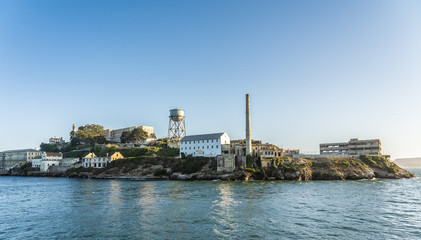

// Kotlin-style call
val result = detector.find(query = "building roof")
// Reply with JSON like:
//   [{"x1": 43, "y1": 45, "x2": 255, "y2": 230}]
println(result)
[
  {"x1": 320, "y1": 138, "x2": 381, "y2": 146},
  {"x1": 181, "y1": 133, "x2": 226, "y2": 142},
  {"x1": 83, "y1": 152, "x2": 97, "y2": 158},
  {"x1": 46, "y1": 152, "x2": 62, "y2": 157},
  {"x1": 105, "y1": 125, "x2": 154, "y2": 132},
  {"x1": 0, "y1": 149, "x2": 40, "y2": 153},
  {"x1": 110, "y1": 152, "x2": 124, "y2": 158}
]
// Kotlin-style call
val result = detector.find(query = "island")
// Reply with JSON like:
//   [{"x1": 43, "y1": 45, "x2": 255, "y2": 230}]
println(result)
[{"x1": 9, "y1": 154, "x2": 414, "y2": 181}]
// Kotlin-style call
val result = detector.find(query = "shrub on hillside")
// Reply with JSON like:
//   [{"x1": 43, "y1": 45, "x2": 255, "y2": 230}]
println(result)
[
  {"x1": 119, "y1": 148, "x2": 149, "y2": 157},
  {"x1": 157, "y1": 147, "x2": 179, "y2": 157},
  {"x1": 172, "y1": 157, "x2": 209, "y2": 174},
  {"x1": 359, "y1": 155, "x2": 399, "y2": 173},
  {"x1": 64, "y1": 151, "x2": 89, "y2": 158}
]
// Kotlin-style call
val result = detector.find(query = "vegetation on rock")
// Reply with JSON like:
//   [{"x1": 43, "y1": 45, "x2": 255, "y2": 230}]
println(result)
[
  {"x1": 40, "y1": 143, "x2": 60, "y2": 152},
  {"x1": 246, "y1": 154, "x2": 253, "y2": 168}
]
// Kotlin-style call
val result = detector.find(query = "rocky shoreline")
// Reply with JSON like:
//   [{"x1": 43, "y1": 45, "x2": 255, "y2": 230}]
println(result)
[{"x1": 6, "y1": 155, "x2": 415, "y2": 181}]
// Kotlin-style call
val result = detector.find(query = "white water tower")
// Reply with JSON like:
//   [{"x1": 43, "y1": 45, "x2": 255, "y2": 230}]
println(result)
[{"x1": 168, "y1": 108, "x2": 186, "y2": 147}]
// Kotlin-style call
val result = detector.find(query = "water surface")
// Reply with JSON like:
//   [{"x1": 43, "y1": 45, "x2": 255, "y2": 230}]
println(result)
[{"x1": 1, "y1": 169, "x2": 420, "y2": 239}]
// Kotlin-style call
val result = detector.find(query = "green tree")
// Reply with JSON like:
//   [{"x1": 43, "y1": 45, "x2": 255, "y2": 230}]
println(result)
[
  {"x1": 40, "y1": 143, "x2": 59, "y2": 152},
  {"x1": 93, "y1": 145, "x2": 102, "y2": 155},
  {"x1": 70, "y1": 137, "x2": 81, "y2": 146},
  {"x1": 120, "y1": 128, "x2": 149, "y2": 143},
  {"x1": 130, "y1": 128, "x2": 148, "y2": 143},
  {"x1": 94, "y1": 135, "x2": 107, "y2": 144},
  {"x1": 60, "y1": 144, "x2": 76, "y2": 153},
  {"x1": 76, "y1": 124, "x2": 106, "y2": 146},
  {"x1": 120, "y1": 131, "x2": 131, "y2": 143}
]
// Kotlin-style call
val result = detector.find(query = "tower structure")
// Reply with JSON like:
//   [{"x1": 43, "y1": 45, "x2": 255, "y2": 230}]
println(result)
[
  {"x1": 70, "y1": 124, "x2": 77, "y2": 140},
  {"x1": 246, "y1": 94, "x2": 252, "y2": 155},
  {"x1": 168, "y1": 109, "x2": 186, "y2": 148}
]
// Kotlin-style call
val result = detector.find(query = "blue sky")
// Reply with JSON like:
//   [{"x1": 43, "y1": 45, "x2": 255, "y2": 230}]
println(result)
[{"x1": 1, "y1": 0, "x2": 420, "y2": 158}]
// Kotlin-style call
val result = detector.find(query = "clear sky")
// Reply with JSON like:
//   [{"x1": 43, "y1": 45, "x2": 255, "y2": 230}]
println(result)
[{"x1": 1, "y1": 0, "x2": 420, "y2": 159}]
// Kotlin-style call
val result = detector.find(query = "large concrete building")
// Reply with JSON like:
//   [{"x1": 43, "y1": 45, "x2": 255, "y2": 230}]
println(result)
[
  {"x1": 180, "y1": 133, "x2": 230, "y2": 157},
  {"x1": 0, "y1": 149, "x2": 42, "y2": 171},
  {"x1": 104, "y1": 126, "x2": 156, "y2": 144},
  {"x1": 320, "y1": 138, "x2": 382, "y2": 156}
]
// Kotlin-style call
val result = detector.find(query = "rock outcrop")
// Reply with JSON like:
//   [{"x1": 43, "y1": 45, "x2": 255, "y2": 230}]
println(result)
[{"x1": 7, "y1": 155, "x2": 415, "y2": 181}]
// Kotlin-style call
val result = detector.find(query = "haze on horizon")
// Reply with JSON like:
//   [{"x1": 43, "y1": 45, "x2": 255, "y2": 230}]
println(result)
[{"x1": 0, "y1": 0, "x2": 420, "y2": 159}]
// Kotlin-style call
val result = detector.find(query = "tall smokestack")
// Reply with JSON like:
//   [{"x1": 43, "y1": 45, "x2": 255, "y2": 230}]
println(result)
[{"x1": 246, "y1": 94, "x2": 252, "y2": 155}]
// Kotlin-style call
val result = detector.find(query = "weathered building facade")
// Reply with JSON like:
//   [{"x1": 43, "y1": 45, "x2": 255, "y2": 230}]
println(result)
[
  {"x1": 222, "y1": 139, "x2": 299, "y2": 158},
  {"x1": 0, "y1": 149, "x2": 42, "y2": 171},
  {"x1": 104, "y1": 126, "x2": 156, "y2": 144},
  {"x1": 217, "y1": 154, "x2": 235, "y2": 173},
  {"x1": 320, "y1": 138, "x2": 382, "y2": 156}
]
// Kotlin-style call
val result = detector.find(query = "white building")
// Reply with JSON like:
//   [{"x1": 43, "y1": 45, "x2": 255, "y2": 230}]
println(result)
[
  {"x1": 82, "y1": 152, "x2": 124, "y2": 168},
  {"x1": 31, "y1": 157, "x2": 42, "y2": 169},
  {"x1": 180, "y1": 132, "x2": 230, "y2": 157},
  {"x1": 49, "y1": 137, "x2": 65, "y2": 145},
  {"x1": 31, "y1": 152, "x2": 63, "y2": 172}
]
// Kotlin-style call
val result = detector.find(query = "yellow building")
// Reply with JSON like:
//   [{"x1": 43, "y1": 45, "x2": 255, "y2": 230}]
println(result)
[{"x1": 82, "y1": 152, "x2": 124, "y2": 168}]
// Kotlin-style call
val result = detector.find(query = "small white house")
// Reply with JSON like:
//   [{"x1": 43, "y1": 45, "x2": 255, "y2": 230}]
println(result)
[
  {"x1": 31, "y1": 157, "x2": 42, "y2": 168},
  {"x1": 180, "y1": 132, "x2": 230, "y2": 157},
  {"x1": 40, "y1": 152, "x2": 63, "y2": 172}
]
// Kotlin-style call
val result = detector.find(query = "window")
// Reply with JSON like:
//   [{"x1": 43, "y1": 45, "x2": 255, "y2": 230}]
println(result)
[
  {"x1": 212, "y1": 146, "x2": 213, "y2": 148},
  {"x1": 216, "y1": 145, "x2": 218, "y2": 148},
  {"x1": 194, "y1": 147, "x2": 195, "y2": 149},
  {"x1": 207, "y1": 146, "x2": 209, "y2": 149},
  {"x1": 202, "y1": 146, "x2": 204, "y2": 149}
]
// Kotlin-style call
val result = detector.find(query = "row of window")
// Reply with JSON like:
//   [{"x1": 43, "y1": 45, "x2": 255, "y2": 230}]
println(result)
[
  {"x1": 83, "y1": 163, "x2": 107, "y2": 168},
  {"x1": 182, "y1": 139, "x2": 219, "y2": 144},
  {"x1": 181, "y1": 145, "x2": 219, "y2": 150},
  {"x1": 83, "y1": 158, "x2": 110, "y2": 162}
]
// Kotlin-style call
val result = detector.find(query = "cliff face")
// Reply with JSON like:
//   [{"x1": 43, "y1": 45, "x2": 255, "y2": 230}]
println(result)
[
  {"x1": 9, "y1": 155, "x2": 414, "y2": 181},
  {"x1": 264, "y1": 156, "x2": 414, "y2": 181}
]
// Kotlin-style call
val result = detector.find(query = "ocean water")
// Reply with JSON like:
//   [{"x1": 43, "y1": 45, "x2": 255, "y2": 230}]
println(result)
[{"x1": 1, "y1": 169, "x2": 420, "y2": 239}]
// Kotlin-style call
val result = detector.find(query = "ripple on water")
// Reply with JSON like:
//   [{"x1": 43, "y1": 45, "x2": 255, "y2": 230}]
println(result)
[{"x1": 0, "y1": 176, "x2": 421, "y2": 239}]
